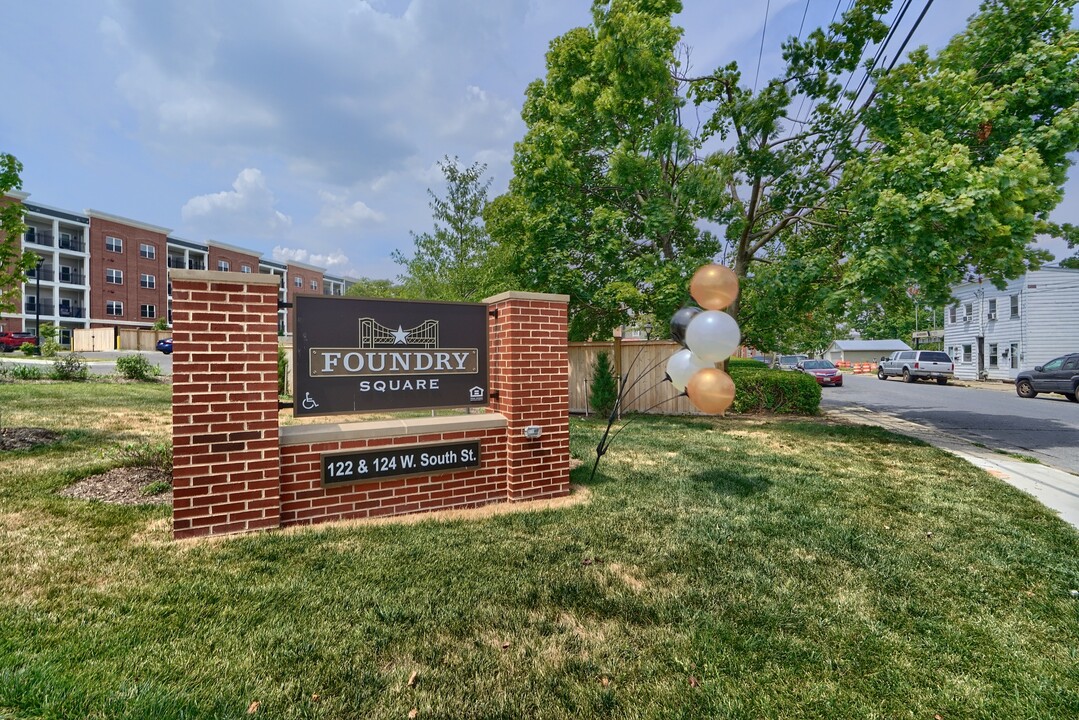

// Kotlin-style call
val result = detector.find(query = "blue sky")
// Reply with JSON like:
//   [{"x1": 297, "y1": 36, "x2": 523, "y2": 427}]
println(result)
[{"x1": 2, "y1": 0, "x2": 1073, "y2": 280}]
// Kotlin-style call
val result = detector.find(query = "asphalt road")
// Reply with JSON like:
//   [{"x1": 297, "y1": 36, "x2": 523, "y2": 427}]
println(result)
[{"x1": 822, "y1": 372, "x2": 1079, "y2": 475}]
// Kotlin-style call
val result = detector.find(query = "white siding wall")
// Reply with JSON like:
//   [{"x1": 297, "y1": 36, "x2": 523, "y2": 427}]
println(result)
[{"x1": 943, "y1": 269, "x2": 1079, "y2": 380}]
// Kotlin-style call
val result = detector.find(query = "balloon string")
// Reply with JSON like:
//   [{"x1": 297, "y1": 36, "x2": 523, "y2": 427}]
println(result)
[
  {"x1": 587, "y1": 384, "x2": 686, "y2": 484},
  {"x1": 603, "y1": 392, "x2": 686, "y2": 447}
]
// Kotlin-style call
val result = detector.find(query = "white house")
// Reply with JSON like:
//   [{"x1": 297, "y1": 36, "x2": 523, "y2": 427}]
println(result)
[
  {"x1": 824, "y1": 339, "x2": 912, "y2": 365},
  {"x1": 944, "y1": 266, "x2": 1079, "y2": 381}
]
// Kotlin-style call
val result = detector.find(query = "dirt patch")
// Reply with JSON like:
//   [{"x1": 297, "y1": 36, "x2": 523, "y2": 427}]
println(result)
[
  {"x1": 60, "y1": 466, "x2": 172, "y2": 506},
  {"x1": 0, "y1": 427, "x2": 61, "y2": 451}
]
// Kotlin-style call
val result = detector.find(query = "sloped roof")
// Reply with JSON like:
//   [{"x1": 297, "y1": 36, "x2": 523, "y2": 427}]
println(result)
[{"x1": 830, "y1": 339, "x2": 912, "y2": 351}]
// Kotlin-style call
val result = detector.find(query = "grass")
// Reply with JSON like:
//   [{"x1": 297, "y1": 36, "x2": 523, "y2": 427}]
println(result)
[{"x1": 1, "y1": 382, "x2": 1078, "y2": 719}]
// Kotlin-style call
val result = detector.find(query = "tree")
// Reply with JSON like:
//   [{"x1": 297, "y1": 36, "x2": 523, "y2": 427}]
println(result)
[
  {"x1": 488, "y1": 0, "x2": 727, "y2": 339},
  {"x1": 393, "y1": 156, "x2": 513, "y2": 302},
  {"x1": 1, "y1": 153, "x2": 35, "y2": 314},
  {"x1": 344, "y1": 276, "x2": 413, "y2": 299},
  {"x1": 589, "y1": 351, "x2": 619, "y2": 419}
]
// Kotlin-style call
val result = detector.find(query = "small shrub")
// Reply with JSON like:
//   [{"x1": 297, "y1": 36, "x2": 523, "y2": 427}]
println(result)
[
  {"x1": 0, "y1": 363, "x2": 10, "y2": 382},
  {"x1": 115, "y1": 354, "x2": 159, "y2": 381},
  {"x1": 589, "y1": 351, "x2": 620, "y2": 419},
  {"x1": 109, "y1": 442, "x2": 173, "y2": 474},
  {"x1": 729, "y1": 365, "x2": 821, "y2": 415},
  {"x1": 19, "y1": 342, "x2": 38, "y2": 356},
  {"x1": 11, "y1": 364, "x2": 43, "y2": 381},
  {"x1": 38, "y1": 322, "x2": 57, "y2": 341},
  {"x1": 278, "y1": 345, "x2": 289, "y2": 396},
  {"x1": 40, "y1": 339, "x2": 61, "y2": 358},
  {"x1": 141, "y1": 480, "x2": 173, "y2": 496},
  {"x1": 50, "y1": 354, "x2": 90, "y2": 381}
]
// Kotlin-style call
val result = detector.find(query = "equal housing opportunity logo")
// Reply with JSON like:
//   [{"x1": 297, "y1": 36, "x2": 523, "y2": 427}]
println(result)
[{"x1": 294, "y1": 296, "x2": 489, "y2": 417}]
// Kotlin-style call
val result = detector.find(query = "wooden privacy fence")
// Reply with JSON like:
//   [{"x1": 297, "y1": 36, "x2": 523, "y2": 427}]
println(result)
[
  {"x1": 71, "y1": 328, "x2": 171, "y2": 352},
  {"x1": 569, "y1": 340, "x2": 701, "y2": 416}
]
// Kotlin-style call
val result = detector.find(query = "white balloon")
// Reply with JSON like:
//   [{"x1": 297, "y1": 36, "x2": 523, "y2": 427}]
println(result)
[
  {"x1": 684, "y1": 310, "x2": 741, "y2": 362},
  {"x1": 665, "y1": 349, "x2": 713, "y2": 393}
]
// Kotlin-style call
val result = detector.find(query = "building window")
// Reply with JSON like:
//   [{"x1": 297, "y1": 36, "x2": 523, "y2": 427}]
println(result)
[
  {"x1": 106, "y1": 268, "x2": 123, "y2": 285},
  {"x1": 988, "y1": 343, "x2": 998, "y2": 368},
  {"x1": 949, "y1": 306, "x2": 956, "y2": 324},
  {"x1": 1010, "y1": 294, "x2": 1019, "y2": 318},
  {"x1": 988, "y1": 299, "x2": 996, "y2": 318},
  {"x1": 105, "y1": 236, "x2": 123, "y2": 253},
  {"x1": 962, "y1": 344, "x2": 972, "y2": 363},
  {"x1": 1010, "y1": 343, "x2": 1019, "y2": 369},
  {"x1": 218, "y1": 260, "x2": 230, "y2": 271},
  {"x1": 106, "y1": 301, "x2": 123, "y2": 316},
  {"x1": 140, "y1": 273, "x2": 156, "y2": 289},
  {"x1": 963, "y1": 302, "x2": 972, "y2": 321},
  {"x1": 140, "y1": 304, "x2": 156, "y2": 319},
  {"x1": 139, "y1": 243, "x2": 156, "y2": 259},
  {"x1": 311, "y1": 279, "x2": 318, "y2": 290},
  {"x1": 241, "y1": 264, "x2": 252, "y2": 273},
  {"x1": 294, "y1": 276, "x2": 303, "y2": 288}
]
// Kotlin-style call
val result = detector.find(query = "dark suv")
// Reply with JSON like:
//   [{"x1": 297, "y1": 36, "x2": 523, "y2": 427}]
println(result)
[{"x1": 1015, "y1": 353, "x2": 1079, "y2": 402}]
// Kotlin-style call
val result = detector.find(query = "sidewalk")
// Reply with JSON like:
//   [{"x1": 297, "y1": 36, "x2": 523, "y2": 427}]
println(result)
[{"x1": 829, "y1": 404, "x2": 1079, "y2": 532}]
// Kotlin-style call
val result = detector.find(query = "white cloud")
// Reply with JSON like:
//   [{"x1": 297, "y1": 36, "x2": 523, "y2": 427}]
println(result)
[
  {"x1": 272, "y1": 246, "x2": 351, "y2": 270},
  {"x1": 315, "y1": 190, "x2": 385, "y2": 228},
  {"x1": 181, "y1": 168, "x2": 291, "y2": 233}
]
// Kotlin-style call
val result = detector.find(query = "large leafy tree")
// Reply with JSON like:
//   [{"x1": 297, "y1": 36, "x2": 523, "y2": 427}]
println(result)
[
  {"x1": 489, "y1": 0, "x2": 727, "y2": 339},
  {"x1": 392, "y1": 156, "x2": 513, "y2": 303},
  {"x1": 837, "y1": 0, "x2": 1079, "y2": 312},
  {"x1": 1, "y1": 153, "x2": 35, "y2": 313}
]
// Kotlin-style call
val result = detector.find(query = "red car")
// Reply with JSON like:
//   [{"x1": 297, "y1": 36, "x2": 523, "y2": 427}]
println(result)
[{"x1": 799, "y1": 359, "x2": 843, "y2": 387}]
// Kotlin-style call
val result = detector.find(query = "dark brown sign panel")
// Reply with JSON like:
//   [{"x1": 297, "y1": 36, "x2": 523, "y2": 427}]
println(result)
[
  {"x1": 294, "y1": 296, "x2": 489, "y2": 417},
  {"x1": 322, "y1": 441, "x2": 481, "y2": 486}
]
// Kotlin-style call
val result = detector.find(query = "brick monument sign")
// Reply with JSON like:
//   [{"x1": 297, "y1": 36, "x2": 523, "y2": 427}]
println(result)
[{"x1": 169, "y1": 270, "x2": 570, "y2": 539}]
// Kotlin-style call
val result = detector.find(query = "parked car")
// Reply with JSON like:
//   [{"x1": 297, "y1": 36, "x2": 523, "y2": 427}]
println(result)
[
  {"x1": 877, "y1": 350, "x2": 954, "y2": 384},
  {"x1": 156, "y1": 338, "x2": 173, "y2": 354},
  {"x1": 1015, "y1": 353, "x2": 1079, "y2": 402},
  {"x1": 0, "y1": 332, "x2": 38, "y2": 352},
  {"x1": 774, "y1": 354, "x2": 808, "y2": 371},
  {"x1": 799, "y1": 359, "x2": 843, "y2": 387}
]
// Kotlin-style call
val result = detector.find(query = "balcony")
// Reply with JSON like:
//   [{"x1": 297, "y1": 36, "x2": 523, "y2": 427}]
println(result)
[
  {"x1": 168, "y1": 257, "x2": 207, "y2": 270},
  {"x1": 58, "y1": 236, "x2": 86, "y2": 252},
  {"x1": 27, "y1": 267, "x2": 54, "y2": 282},
  {"x1": 58, "y1": 306, "x2": 86, "y2": 318},
  {"x1": 24, "y1": 301, "x2": 55, "y2": 315},
  {"x1": 25, "y1": 230, "x2": 54, "y2": 247},
  {"x1": 58, "y1": 272, "x2": 86, "y2": 285}
]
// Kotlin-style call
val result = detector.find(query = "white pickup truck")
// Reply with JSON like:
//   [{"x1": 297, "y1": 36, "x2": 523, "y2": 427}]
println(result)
[{"x1": 877, "y1": 350, "x2": 954, "y2": 384}]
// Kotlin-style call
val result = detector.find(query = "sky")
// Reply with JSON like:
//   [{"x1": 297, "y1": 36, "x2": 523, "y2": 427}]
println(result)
[{"x1": 2, "y1": 0, "x2": 1074, "y2": 281}]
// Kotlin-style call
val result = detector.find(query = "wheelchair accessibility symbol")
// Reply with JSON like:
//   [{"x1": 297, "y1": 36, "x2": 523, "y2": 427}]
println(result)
[{"x1": 301, "y1": 392, "x2": 319, "y2": 411}]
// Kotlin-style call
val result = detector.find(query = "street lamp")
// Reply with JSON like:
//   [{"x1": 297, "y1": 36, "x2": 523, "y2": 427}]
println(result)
[{"x1": 34, "y1": 255, "x2": 43, "y2": 353}]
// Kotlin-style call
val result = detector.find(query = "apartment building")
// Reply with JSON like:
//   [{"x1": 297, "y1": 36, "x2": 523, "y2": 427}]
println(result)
[{"x1": 2, "y1": 192, "x2": 355, "y2": 340}]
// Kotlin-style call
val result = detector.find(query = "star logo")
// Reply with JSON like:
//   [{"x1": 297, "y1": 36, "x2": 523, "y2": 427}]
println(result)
[{"x1": 391, "y1": 326, "x2": 409, "y2": 344}]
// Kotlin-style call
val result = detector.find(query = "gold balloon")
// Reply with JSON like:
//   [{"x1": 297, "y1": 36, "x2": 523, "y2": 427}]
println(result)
[
  {"x1": 686, "y1": 367, "x2": 736, "y2": 415},
  {"x1": 689, "y1": 264, "x2": 739, "y2": 311}
]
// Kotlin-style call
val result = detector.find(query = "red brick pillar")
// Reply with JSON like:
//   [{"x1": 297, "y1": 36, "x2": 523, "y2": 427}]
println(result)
[
  {"x1": 485, "y1": 291, "x2": 571, "y2": 501},
  {"x1": 170, "y1": 270, "x2": 282, "y2": 539}
]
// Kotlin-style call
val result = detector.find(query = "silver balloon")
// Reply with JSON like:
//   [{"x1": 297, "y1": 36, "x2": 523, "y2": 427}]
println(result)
[
  {"x1": 665, "y1": 349, "x2": 713, "y2": 393},
  {"x1": 684, "y1": 310, "x2": 741, "y2": 363}
]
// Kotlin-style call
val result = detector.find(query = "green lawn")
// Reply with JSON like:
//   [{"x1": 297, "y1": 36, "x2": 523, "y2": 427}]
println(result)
[{"x1": 1, "y1": 382, "x2": 1078, "y2": 719}]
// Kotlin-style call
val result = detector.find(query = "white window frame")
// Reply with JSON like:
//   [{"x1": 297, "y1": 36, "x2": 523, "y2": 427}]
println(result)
[
  {"x1": 139, "y1": 243, "x2": 156, "y2": 259},
  {"x1": 310, "y1": 279, "x2": 318, "y2": 291},
  {"x1": 106, "y1": 268, "x2": 123, "y2": 285},
  {"x1": 106, "y1": 301, "x2": 123, "y2": 316},
  {"x1": 294, "y1": 276, "x2": 303, "y2": 288},
  {"x1": 140, "y1": 273, "x2": 156, "y2": 289},
  {"x1": 218, "y1": 260, "x2": 230, "y2": 272},
  {"x1": 105, "y1": 236, "x2": 123, "y2": 253},
  {"x1": 1010, "y1": 294, "x2": 1020, "y2": 318},
  {"x1": 241, "y1": 264, "x2": 252, "y2": 273},
  {"x1": 140, "y1": 304, "x2": 156, "y2": 319}
]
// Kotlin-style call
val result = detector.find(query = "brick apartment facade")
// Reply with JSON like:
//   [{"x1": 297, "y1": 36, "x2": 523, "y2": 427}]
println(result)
[{"x1": 1, "y1": 192, "x2": 355, "y2": 339}]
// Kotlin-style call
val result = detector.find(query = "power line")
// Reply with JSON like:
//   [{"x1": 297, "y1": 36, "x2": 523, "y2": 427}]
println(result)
[{"x1": 753, "y1": 0, "x2": 773, "y2": 92}]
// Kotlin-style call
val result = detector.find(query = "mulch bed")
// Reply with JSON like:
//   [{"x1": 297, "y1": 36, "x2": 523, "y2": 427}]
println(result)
[{"x1": 0, "y1": 426, "x2": 171, "y2": 505}]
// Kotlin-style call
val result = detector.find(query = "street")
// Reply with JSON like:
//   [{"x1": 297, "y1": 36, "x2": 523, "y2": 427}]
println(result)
[{"x1": 822, "y1": 372, "x2": 1079, "y2": 475}]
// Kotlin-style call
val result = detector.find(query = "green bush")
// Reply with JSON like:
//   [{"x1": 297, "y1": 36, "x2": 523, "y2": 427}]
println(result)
[
  {"x1": 729, "y1": 365, "x2": 821, "y2": 415},
  {"x1": 278, "y1": 345, "x2": 289, "y2": 396},
  {"x1": 19, "y1": 342, "x2": 38, "y2": 356},
  {"x1": 40, "y1": 339, "x2": 61, "y2": 358},
  {"x1": 115, "y1": 354, "x2": 159, "y2": 381},
  {"x1": 589, "y1": 351, "x2": 620, "y2": 419},
  {"x1": 11, "y1": 364, "x2": 43, "y2": 381},
  {"x1": 49, "y1": 354, "x2": 90, "y2": 381}
]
